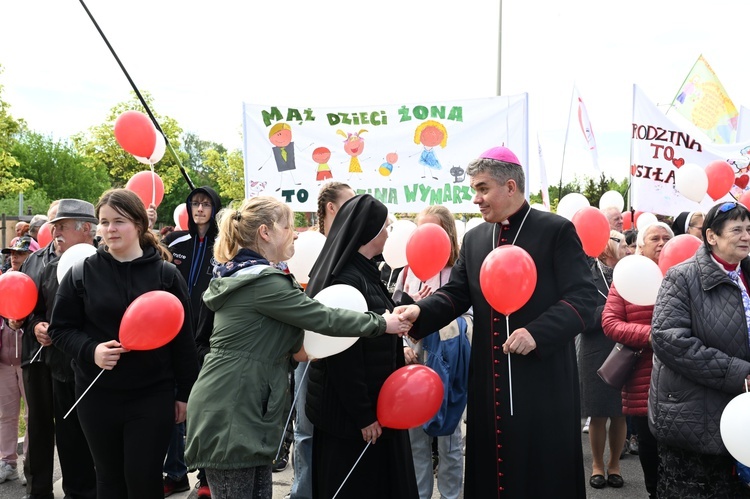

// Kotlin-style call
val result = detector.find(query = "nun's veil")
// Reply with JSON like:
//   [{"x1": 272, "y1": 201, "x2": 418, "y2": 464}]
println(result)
[{"x1": 306, "y1": 194, "x2": 388, "y2": 298}]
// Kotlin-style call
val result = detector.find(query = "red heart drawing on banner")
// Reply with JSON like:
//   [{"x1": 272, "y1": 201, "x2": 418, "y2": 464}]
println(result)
[
  {"x1": 735, "y1": 174, "x2": 749, "y2": 189},
  {"x1": 631, "y1": 164, "x2": 637, "y2": 176},
  {"x1": 672, "y1": 158, "x2": 685, "y2": 168}
]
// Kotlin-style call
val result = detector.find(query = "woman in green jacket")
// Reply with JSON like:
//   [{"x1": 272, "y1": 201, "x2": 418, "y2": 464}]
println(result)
[{"x1": 184, "y1": 196, "x2": 409, "y2": 499}]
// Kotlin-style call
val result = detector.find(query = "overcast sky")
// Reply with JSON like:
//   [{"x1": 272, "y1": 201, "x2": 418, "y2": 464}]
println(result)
[{"x1": 2, "y1": 0, "x2": 749, "y2": 193}]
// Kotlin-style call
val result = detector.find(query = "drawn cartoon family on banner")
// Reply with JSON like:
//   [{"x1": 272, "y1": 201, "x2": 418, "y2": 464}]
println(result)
[
  {"x1": 631, "y1": 84, "x2": 750, "y2": 215},
  {"x1": 242, "y1": 95, "x2": 528, "y2": 212}
]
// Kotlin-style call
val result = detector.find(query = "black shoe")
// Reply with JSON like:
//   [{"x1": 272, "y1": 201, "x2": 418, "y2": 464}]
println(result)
[
  {"x1": 589, "y1": 474, "x2": 607, "y2": 489},
  {"x1": 607, "y1": 473, "x2": 624, "y2": 488},
  {"x1": 273, "y1": 456, "x2": 288, "y2": 472}
]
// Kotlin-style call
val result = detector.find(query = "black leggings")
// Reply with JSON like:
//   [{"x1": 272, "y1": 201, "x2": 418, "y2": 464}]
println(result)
[
  {"x1": 633, "y1": 415, "x2": 659, "y2": 499},
  {"x1": 76, "y1": 384, "x2": 174, "y2": 499}
]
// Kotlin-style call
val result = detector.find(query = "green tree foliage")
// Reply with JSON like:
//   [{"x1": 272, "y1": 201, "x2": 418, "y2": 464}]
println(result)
[
  {"x1": 11, "y1": 130, "x2": 110, "y2": 204},
  {"x1": 531, "y1": 174, "x2": 629, "y2": 212},
  {"x1": 0, "y1": 66, "x2": 33, "y2": 196},
  {"x1": 203, "y1": 148, "x2": 244, "y2": 204},
  {"x1": 0, "y1": 189, "x2": 51, "y2": 218},
  {"x1": 72, "y1": 92, "x2": 187, "y2": 193}
]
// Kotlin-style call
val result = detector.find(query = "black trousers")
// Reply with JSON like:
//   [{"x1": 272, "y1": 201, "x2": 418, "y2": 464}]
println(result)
[
  {"x1": 76, "y1": 384, "x2": 173, "y2": 499},
  {"x1": 22, "y1": 362, "x2": 54, "y2": 496},
  {"x1": 633, "y1": 415, "x2": 659, "y2": 499},
  {"x1": 52, "y1": 378, "x2": 97, "y2": 499}
]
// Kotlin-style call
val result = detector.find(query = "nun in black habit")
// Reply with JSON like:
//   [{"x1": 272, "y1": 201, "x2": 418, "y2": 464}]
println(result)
[{"x1": 305, "y1": 194, "x2": 419, "y2": 499}]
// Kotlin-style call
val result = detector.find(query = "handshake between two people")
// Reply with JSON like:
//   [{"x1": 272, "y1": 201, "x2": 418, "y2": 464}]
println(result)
[{"x1": 383, "y1": 304, "x2": 420, "y2": 336}]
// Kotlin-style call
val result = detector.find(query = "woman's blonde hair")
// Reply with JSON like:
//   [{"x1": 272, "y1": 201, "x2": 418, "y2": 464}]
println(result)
[
  {"x1": 213, "y1": 196, "x2": 293, "y2": 263},
  {"x1": 599, "y1": 230, "x2": 624, "y2": 265},
  {"x1": 415, "y1": 205, "x2": 460, "y2": 267}
]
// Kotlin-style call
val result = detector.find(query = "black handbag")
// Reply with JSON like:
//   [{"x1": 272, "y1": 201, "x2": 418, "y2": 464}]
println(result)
[{"x1": 597, "y1": 343, "x2": 642, "y2": 388}]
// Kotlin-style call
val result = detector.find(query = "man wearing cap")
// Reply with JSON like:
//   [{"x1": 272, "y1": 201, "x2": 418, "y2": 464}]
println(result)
[
  {"x1": 22, "y1": 199, "x2": 97, "y2": 499},
  {"x1": 2, "y1": 236, "x2": 40, "y2": 272},
  {"x1": 395, "y1": 147, "x2": 597, "y2": 498}
]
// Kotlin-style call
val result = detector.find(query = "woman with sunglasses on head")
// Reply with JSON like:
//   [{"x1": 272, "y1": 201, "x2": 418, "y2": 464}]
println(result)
[
  {"x1": 650, "y1": 201, "x2": 750, "y2": 497},
  {"x1": 579, "y1": 231, "x2": 628, "y2": 490}
]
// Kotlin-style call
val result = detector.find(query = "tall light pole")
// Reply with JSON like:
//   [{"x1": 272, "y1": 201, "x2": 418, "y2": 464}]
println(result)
[{"x1": 496, "y1": 1, "x2": 502, "y2": 96}]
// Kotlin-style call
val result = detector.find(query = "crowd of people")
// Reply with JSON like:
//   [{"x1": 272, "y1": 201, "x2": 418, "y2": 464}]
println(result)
[{"x1": 0, "y1": 145, "x2": 748, "y2": 498}]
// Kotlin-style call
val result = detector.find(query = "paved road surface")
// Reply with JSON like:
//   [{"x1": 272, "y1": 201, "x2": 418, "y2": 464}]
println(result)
[{"x1": 0, "y1": 419, "x2": 648, "y2": 498}]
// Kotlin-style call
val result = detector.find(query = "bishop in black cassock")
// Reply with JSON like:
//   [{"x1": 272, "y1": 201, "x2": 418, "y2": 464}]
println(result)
[{"x1": 397, "y1": 146, "x2": 597, "y2": 498}]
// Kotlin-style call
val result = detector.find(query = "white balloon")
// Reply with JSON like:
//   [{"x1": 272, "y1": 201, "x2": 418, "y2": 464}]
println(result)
[
  {"x1": 382, "y1": 219, "x2": 416, "y2": 269},
  {"x1": 149, "y1": 132, "x2": 167, "y2": 164},
  {"x1": 57, "y1": 243, "x2": 97, "y2": 283},
  {"x1": 466, "y1": 217, "x2": 484, "y2": 233},
  {"x1": 636, "y1": 212, "x2": 659, "y2": 231},
  {"x1": 557, "y1": 193, "x2": 590, "y2": 220},
  {"x1": 720, "y1": 391, "x2": 750, "y2": 466},
  {"x1": 304, "y1": 284, "x2": 367, "y2": 359},
  {"x1": 598, "y1": 190, "x2": 625, "y2": 212},
  {"x1": 612, "y1": 255, "x2": 663, "y2": 306},
  {"x1": 286, "y1": 231, "x2": 326, "y2": 285},
  {"x1": 530, "y1": 203, "x2": 549, "y2": 212},
  {"x1": 675, "y1": 163, "x2": 708, "y2": 203}
]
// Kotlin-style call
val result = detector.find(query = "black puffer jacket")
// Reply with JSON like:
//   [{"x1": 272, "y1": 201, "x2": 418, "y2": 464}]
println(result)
[
  {"x1": 650, "y1": 245, "x2": 750, "y2": 455},
  {"x1": 306, "y1": 253, "x2": 404, "y2": 439}
]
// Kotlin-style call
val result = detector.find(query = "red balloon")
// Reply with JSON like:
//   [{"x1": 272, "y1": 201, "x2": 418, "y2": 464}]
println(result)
[
  {"x1": 37, "y1": 222, "x2": 53, "y2": 247},
  {"x1": 173, "y1": 204, "x2": 189, "y2": 230},
  {"x1": 114, "y1": 111, "x2": 157, "y2": 158},
  {"x1": 740, "y1": 189, "x2": 750, "y2": 208},
  {"x1": 119, "y1": 291, "x2": 184, "y2": 350},
  {"x1": 622, "y1": 211, "x2": 633, "y2": 230},
  {"x1": 0, "y1": 272, "x2": 38, "y2": 320},
  {"x1": 658, "y1": 234, "x2": 702, "y2": 275},
  {"x1": 705, "y1": 160, "x2": 735, "y2": 201},
  {"x1": 125, "y1": 171, "x2": 165, "y2": 208},
  {"x1": 405, "y1": 223, "x2": 451, "y2": 282},
  {"x1": 480, "y1": 246, "x2": 537, "y2": 315},
  {"x1": 572, "y1": 207, "x2": 611, "y2": 257},
  {"x1": 377, "y1": 365, "x2": 444, "y2": 429}
]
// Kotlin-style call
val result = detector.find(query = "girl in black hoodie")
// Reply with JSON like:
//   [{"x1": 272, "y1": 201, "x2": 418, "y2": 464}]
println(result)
[{"x1": 49, "y1": 189, "x2": 199, "y2": 499}]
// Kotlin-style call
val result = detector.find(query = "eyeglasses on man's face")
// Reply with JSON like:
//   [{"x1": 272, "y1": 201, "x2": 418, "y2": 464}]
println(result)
[{"x1": 191, "y1": 201, "x2": 212, "y2": 209}]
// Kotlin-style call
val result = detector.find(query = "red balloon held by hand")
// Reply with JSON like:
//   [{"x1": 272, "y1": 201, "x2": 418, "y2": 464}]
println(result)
[
  {"x1": 0, "y1": 272, "x2": 38, "y2": 320},
  {"x1": 119, "y1": 291, "x2": 184, "y2": 350},
  {"x1": 406, "y1": 223, "x2": 451, "y2": 282},
  {"x1": 126, "y1": 171, "x2": 165, "y2": 208},
  {"x1": 572, "y1": 207, "x2": 611, "y2": 257},
  {"x1": 377, "y1": 365, "x2": 444, "y2": 429},
  {"x1": 480, "y1": 246, "x2": 537, "y2": 315},
  {"x1": 114, "y1": 111, "x2": 157, "y2": 158}
]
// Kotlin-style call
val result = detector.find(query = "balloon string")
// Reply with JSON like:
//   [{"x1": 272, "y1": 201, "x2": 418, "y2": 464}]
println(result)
[
  {"x1": 746, "y1": 379, "x2": 749, "y2": 393},
  {"x1": 150, "y1": 163, "x2": 156, "y2": 207},
  {"x1": 29, "y1": 346, "x2": 43, "y2": 364},
  {"x1": 506, "y1": 316, "x2": 514, "y2": 417},
  {"x1": 64, "y1": 368, "x2": 104, "y2": 420},
  {"x1": 15, "y1": 330, "x2": 18, "y2": 360},
  {"x1": 332, "y1": 441, "x2": 371, "y2": 499},
  {"x1": 274, "y1": 361, "x2": 311, "y2": 464}
]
